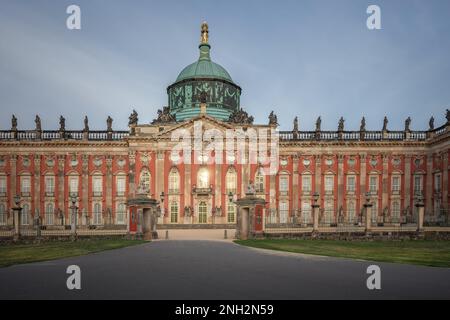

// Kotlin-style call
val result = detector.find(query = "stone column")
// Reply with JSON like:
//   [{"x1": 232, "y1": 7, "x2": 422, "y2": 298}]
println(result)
[
  {"x1": 106, "y1": 156, "x2": 113, "y2": 225},
  {"x1": 57, "y1": 155, "x2": 65, "y2": 222},
  {"x1": 155, "y1": 151, "x2": 164, "y2": 221},
  {"x1": 442, "y1": 152, "x2": 448, "y2": 210},
  {"x1": 381, "y1": 154, "x2": 389, "y2": 215},
  {"x1": 82, "y1": 155, "x2": 89, "y2": 226},
  {"x1": 415, "y1": 196, "x2": 425, "y2": 232},
  {"x1": 337, "y1": 155, "x2": 344, "y2": 214},
  {"x1": 9, "y1": 155, "x2": 17, "y2": 226},
  {"x1": 359, "y1": 153, "x2": 367, "y2": 218},
  {"x1": 315, "y1": 155, "x2": 322, "y2": 195},
  {"x1": 184, "y1": 162, "x2": 191, "y2": 224},
  {"x1": 364, "y1": 201, "x2": 372, "y2": 233},
  {"x1": 70, "y1": 199, "x2": 77, "y2": 240},
  {"x1": 13, "y1": 206, "x2": 21, "y2": 241},
  {"x1": 404, "y1": 155, "x2": 412, "y2": 212},
  {"x1": 215, "y1": 161, "x2": 222, "y2": 222},
  {"x1": 34, "y1": 155, "x2": 41, "y2": 221},
  {"x1": 292, "y1": 154, "x2": 299, "y2": 217},
  {"x1": 426, "y1": 154, "x2": 433, "y2": 214}
]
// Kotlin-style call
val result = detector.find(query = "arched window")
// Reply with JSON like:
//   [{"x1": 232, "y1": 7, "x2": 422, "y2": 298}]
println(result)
[
  {"x1": 117, "y1": 203, "x2": 126, "y2": 224},
  {"x1": 255, "y1": 168, "x2": 264, "y2": 193},
  {"x1": 0, "y1": 203, "x2": 6, "y2": 225},
  {"x1": 169, "y1": 170, "x2": 180, "y2": 194},
  {"x1": 197, "y1": 168, "x2": 209, "y2": 189},
  {"x1": 198, "y1": 202, "x2": 207, "y2": 224},
  {"x1": 140, "y1": 169, "x2": 151, "y2": 193},
  {"x1": 227, "y1": 203, "x2": 236, "y2": 223},
  {"x1": 93, "y1": 203, "x2": 102, "y2": 225},
  {"x1": 170, "y1": 202, "x2": 179, "y2": 223},
  {"x1": 226, "y1": 169, "x2": 237, "y2": 193},
  {"x1": 21, "y1": 204, "x2": 29, "y2": 225},
  {"x1": 45, "y1": 203, "x2": 54, "y2": 225}
]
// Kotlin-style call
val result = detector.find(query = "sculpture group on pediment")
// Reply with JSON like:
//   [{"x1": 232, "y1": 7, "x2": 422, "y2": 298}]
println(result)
[
  {"x1": 228, "y1": 108, "x2": 254, "y2": 124},
  {"x1": 152, "y1": 106, "x2": 176, "y2": 124}
]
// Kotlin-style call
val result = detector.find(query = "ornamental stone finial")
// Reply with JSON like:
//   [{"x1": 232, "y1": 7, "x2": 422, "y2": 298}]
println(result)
[{"x1": 201, "y1": 21, "x2": 209, "y2": 44}]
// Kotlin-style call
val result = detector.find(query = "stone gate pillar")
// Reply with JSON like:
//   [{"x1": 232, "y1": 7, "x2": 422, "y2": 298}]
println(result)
[{"x1": 235, "y1": 185, "x2": 267, "y2": 240}]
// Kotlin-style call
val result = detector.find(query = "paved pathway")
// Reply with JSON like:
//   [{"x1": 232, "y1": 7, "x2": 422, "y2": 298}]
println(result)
[{"x1": 0, "y1": 240, "x2": 449, "y2": 299}]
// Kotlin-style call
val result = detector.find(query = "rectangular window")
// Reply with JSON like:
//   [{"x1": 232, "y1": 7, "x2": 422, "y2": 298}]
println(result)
[
  {"x1": 0, "y1": 176, "x2": 7, "y2": 194},
  {"x1": 302, "y1": 175, "x2": 311, "y2": 192},
  {"x1": 0, "y1": 203, "x2": 6, "y2": 225},
  {"x1": 93, "y1": 176, "x2": 102, "y2": 195},
  {"x1": 69, "y1": 177, "x2": 78, "y2": 195},
  {"x1": 324, "y1": 200, "x2": 334, "y2": 224},
  {"x1": 301, "y1": 201, "x2": 311, "y2": 223},
  {"x1": 45, "y1": 176, "x2": 55, "y2": 194},
  {"x1": 369, "y1": 176, "x2": 377, "y2": 193},
  {"x1": 116, "y1": 203, "x2": 126, "y2": 224},
  {"x1": 414, "y1": 176, "x2": 422, "y2": 194},
  {"x1": 347, "y1": 201, "x2": 356, "y2": 222},
  {"x1": 227, "y1": 204, "x2": 236, "y2": 223},
  {"x1": 325, "y1": 176, "x2": 334, "y2": 192},
  {"x1": 434, "y1": 174, "x2": 441, "y2": 193},
  {"x1": 21, "y1": 176, "x2": 31, "y2": 194},
  {"x1": 347, "y1": 176, "x2": 355, "y2": 192},
  {"x1": 392, "y1": 176, "x2": 400, "y2": 193},
  {"x1": 116, "y1": 176, "x2": 126, "y2": 196},
  {"x1": 279, "y1": 201, "x2": 288, "y2": 223},
  {"x1": 279, "y1": 175, "x2": 289, "y2": 193}
]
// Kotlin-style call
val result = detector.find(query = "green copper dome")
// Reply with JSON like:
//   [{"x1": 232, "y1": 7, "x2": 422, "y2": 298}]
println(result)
[{"x1": 167, "y1": 22, "x2": 241, "y2": 122}]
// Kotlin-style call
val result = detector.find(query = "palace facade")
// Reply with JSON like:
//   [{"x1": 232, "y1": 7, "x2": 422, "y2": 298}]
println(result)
[{"x1": 0, "y1": 23, "x2": 449, "y2": 231}]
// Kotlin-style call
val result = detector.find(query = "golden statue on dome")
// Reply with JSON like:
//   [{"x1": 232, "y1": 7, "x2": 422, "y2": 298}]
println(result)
[{"x1": 201, "y1": 21, "x2": 209, "y2": 44}]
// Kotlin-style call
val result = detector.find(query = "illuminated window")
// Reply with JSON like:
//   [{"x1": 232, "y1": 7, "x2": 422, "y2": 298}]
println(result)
[
  {"x1": 227, "y1": 203, "x2": 236, "y2": 223},
  {"x1": 170, "y1": 202, "x2": 178, "y2": 223},
  {"x1": 169, "y1": 170, "x2": 180, "y2": 193},
  {"x1": 198, "y1": 202, "x2": 207, "y2": 223},
  {"x1": 226, "y1": 169, "x2": 237, "y2": 193},
  {"x1": 197, "y1": 168, "x2": 209, "y2": 189}
]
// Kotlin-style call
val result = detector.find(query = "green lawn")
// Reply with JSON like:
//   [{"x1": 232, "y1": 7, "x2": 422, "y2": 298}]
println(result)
[
  {"x1": 0, "y1": 239, "x2": 146, "y2": 268},
  {"x1": 235, "y1": 239, "x2": 450, "y2": 268}
]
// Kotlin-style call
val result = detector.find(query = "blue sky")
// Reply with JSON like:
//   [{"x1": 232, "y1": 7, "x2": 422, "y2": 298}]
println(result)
[{"x1": 0, "y1": 0, "x2": 449, "y2": 131}]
